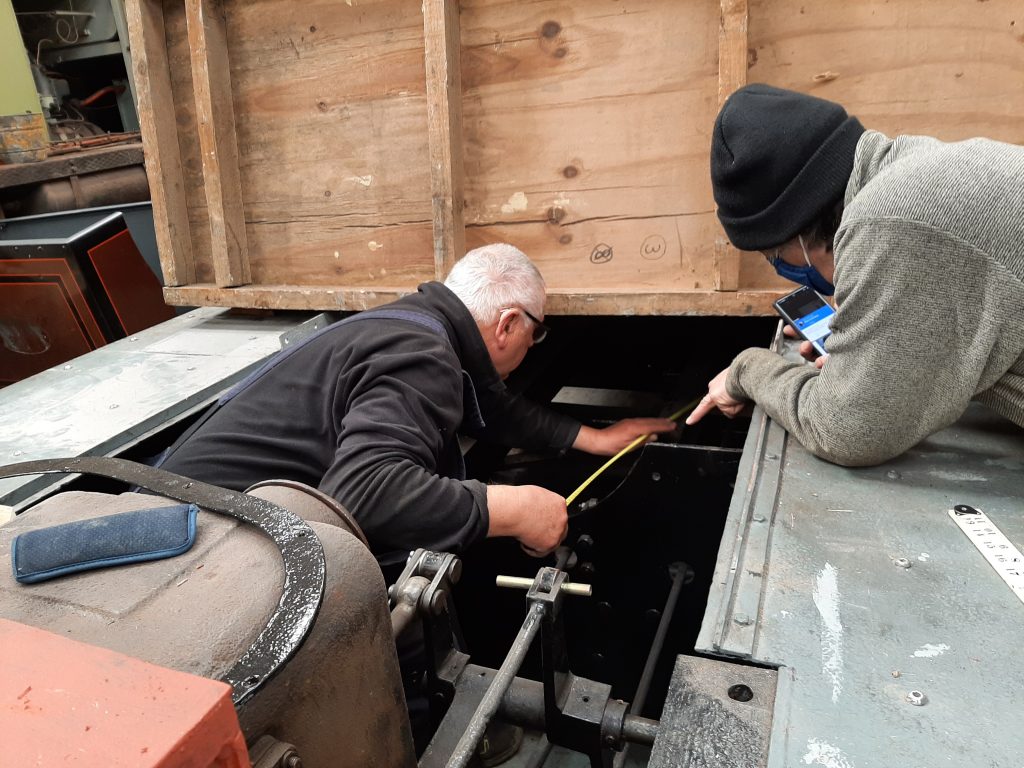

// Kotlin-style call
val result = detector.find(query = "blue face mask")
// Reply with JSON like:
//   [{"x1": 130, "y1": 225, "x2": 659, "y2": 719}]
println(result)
[{"x1": 769, "y1": 235, "x2": 835, "y2": 296}]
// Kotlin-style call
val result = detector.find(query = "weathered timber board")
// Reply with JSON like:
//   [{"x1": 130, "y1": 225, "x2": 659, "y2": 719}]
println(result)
[{"x1": 129, "y1": 0, "x2": 1024, "y2": 314}]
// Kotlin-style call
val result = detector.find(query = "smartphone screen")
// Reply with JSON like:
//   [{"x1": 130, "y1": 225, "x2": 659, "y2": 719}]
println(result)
[{"x1": 773, "y1": 286, "x2": 835, "y2": 357}]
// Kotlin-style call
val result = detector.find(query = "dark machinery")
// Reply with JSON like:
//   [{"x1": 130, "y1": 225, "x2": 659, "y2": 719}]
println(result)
[{"x1": 391, "y1": 546, "x2": 661, "y2": 768}]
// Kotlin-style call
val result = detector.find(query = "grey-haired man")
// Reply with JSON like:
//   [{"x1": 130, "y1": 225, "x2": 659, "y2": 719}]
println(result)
[{"x1": 160, "y1": 243, "x2": 674, "y2": 565}]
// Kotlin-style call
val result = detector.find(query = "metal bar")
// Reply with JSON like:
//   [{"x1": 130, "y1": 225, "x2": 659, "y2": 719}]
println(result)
[
  {"x1": 446, "y1": 601, "x2": 547, "y2": 768},
  {"x1": 621, "y1": 715, "x2": 660, "y2": 747},
  {"x1": 612, "y1": 562, "x2": 687, "y2": 768},
  {"x1": 495, "y1": 575, "x2": 592, "y2": 597}
]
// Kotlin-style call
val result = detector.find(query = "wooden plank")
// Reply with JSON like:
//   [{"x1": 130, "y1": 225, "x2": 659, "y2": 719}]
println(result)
[
  {"x1": 746, "y1": 0, "x2": 1024, "y2": 144},
  {"x1": 713, "y1": 0, "x2": 749, "y2": 292},
  {"x1": 123, "y1": 0, "x2": 195, "y2": 286},
  {"x1": 163, "y1": 283, "x2": 785, "y2": 316},
  {"x1": 185, "y1": 0, "x2": 251, "y2": 288},
  {"x1": 0, "y1": 144, "x2": 144, "y2": 189},
  {"x1": 459, "y1": 0, "x2": 721, "y2": 299},
  {"x1": 423, "y1": 0, "x2": 467, "y2": 278},
  {"x1": 172, "y1": 0, "x2": 435, "y2": 289},
  {"x1": 137, "y1": 0, "x2": 1023, "y2": 314}
]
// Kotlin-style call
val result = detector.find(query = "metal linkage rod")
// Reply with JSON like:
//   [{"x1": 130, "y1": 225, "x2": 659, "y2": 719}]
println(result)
[
  {"x1": 612, "y1": 562, "x2": 688, "y2": 768},
  {"x1": 445, "y1": 601, "x2": 547, "y2": 768}
]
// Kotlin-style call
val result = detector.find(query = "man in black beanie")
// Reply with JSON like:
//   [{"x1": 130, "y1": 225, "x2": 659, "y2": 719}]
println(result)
[{"x1": 687, "y1": 83, "x2": 1024, "y2": 466}]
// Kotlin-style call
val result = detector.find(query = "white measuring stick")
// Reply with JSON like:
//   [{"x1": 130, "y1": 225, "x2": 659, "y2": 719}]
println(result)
[{"x1": 948, "y1": 504, "x2": 1024, "y2": 605}]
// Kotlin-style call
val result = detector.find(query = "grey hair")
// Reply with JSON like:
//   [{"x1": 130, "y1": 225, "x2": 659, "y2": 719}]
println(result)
[{"x1": 444, "y1": 243, "x2": 547, "y2": 324}]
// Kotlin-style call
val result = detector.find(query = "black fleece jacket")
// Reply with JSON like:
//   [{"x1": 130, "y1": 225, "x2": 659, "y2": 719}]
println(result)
[{"x1": 159, "y1": 282, "x2": 581, "y2": 564}]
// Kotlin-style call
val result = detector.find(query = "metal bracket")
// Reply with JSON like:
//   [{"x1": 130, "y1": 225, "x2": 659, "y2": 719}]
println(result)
[{"x1": 389, "y1": 548, "x2": 468, "y2": 721}]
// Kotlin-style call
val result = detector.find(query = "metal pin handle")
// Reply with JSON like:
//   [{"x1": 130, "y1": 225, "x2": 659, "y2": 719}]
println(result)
[{"x1": 495, "y1": 575, "x2": 592, "y2": 596}]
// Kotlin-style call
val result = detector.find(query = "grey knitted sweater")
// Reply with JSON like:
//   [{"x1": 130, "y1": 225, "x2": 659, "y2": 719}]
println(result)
[{"x1": 726, "y1": 130, "x2": 1024, "y2": 466}]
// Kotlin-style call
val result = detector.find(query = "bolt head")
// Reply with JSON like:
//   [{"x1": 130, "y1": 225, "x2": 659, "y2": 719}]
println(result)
[{"x1": 906, "y1": 690, "x2": 927, "y2": 706}]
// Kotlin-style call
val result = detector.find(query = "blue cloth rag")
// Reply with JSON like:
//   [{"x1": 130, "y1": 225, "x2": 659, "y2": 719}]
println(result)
[{"x1": 11, "y1": 503, "x2": 198, "y2": 584}]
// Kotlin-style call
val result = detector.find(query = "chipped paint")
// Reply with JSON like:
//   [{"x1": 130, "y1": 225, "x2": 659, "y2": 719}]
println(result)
[
  {"x1": 812, "y1": 562, "x2": 844, "y2": 703},
  {"x1": 917, "y1": 552, "x2": 930, "y2": 562},
  {"x1": 912, "y1": 643, "x2": 949, "y2": 658},
  {"x1": 929, "y1": 469, "x2": 988, "y2": 482},
  {"x1": 367, "y1": 241, "x2": 383, "y2": 251},
  {"x1": 348, "y1": 174, "x2": 373, "y2": 187},
  {"x1": 803, "y1": 738, "x2": 855, "y2": 768},
  {"x1": 500, "y1": 191, "x2": 528, "y2": 214}
]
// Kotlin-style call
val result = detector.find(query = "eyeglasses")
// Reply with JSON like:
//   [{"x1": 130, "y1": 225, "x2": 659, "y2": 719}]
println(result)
[{"x1": 500, "y1": 306, "x2": 549, "y2": 344}]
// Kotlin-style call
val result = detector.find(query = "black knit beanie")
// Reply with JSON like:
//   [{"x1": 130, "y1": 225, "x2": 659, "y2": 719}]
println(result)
[{"x1": 710, "y1": 84, "x2": 865, "y2": 251}]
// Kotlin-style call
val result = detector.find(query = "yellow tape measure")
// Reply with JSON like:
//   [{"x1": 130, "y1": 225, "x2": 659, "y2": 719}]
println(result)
[{"x1": 565, "y1": 396, "x2": 702, "y2": 507}]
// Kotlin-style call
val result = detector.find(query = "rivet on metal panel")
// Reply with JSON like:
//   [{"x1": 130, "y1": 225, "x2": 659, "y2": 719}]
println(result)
[
  {"x1": 891, "y1": 670, "x2": 901, "y2": 678},
  {"x1": 651, "y1": 472, "x2": 661, "y2": 481},
  {"x1": 733, "y1": 613, "x2": 751, "y2": 626},
  {"x1": 906, "y1": 690, "x2": 927, "y2": 706},
  {"x1": 893, "y1": 557, "x2": 912, "y2": 569}
]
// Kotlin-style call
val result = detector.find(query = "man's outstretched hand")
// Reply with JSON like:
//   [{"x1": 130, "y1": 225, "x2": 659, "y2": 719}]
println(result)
[
  {"x1": 686, "y1": 368, "x2": 748, "y2": 425},
  {"x1": 573, "y1": 418, "x2": 678, "y2": 457}
]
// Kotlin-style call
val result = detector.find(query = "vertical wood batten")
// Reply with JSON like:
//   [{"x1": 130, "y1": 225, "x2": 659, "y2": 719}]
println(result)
[
  {"x1": 185, "y1": 0, "x2": 251, "y2": 288},
  {"x1": 713, "y1": 0, "x2": 749, "y2": 292},
  {"x1": 423, "y1": 0, "x2": 466, "y2": 279},
  {"x1": 124, "y1": 0, "x2": 195, "y2": 286}
]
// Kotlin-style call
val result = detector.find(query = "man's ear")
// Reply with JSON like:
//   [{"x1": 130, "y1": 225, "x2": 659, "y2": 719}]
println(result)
[{"x1": 494, "y1": 310, "x2": 517, "y2": 349}]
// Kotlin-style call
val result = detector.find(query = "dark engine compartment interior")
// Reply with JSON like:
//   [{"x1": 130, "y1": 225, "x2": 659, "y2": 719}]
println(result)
[{"x1": 455, "y1": 314, "x2": 775, "y2": 723}]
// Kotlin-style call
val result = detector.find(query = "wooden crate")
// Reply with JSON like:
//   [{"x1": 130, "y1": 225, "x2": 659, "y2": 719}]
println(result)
[{"x1": 125, "y1": 0, "x2": 1024, "y2": 315}]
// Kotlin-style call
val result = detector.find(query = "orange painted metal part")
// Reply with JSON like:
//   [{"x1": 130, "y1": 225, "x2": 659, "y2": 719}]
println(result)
[{"x1": 0, "y1": 618, "x2": 252, "y2": 767}]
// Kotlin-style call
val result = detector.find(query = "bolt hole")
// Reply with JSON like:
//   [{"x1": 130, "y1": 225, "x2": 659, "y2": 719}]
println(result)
[
  {"x1": 727, "y1": 684, "x2": 753, "y2": 702},
  {"x1": 582, "y1": 695, "x2": 590, "y2": 703},
  {"x1": 244, "y1": 675, "x2": 260, "y2": 686}
]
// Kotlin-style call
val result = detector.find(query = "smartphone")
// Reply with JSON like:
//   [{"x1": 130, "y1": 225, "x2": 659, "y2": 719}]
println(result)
[{"x1": 773, "y1": 286, "x2": 835, "y2": 357}]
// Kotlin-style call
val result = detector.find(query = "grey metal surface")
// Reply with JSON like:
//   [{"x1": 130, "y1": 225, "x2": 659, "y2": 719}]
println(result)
[
  {"x1": 698, "y1": 338, "x2": 1024, "y2": 767},
  {"x1": 648, "y1": 656, "x2": 776, "y2": 768},
  {"x1": 0, "y1": 307, "x2": 314, "y2": 510}
]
